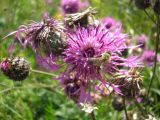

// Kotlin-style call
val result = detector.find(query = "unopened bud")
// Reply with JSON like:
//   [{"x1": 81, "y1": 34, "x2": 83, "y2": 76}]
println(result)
[
  {"x1": 1, "y1": 57, "x2": 31, "y2": 81},
  {"x1": 135, "y1": 0, "x2": 151, "y2": 10},
  {"x1": 153, "y1": 0, "x2": 160, "y2": 15}
]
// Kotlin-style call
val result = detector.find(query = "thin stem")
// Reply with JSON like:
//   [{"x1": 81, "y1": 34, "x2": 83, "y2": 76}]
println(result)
[
  {"x1": 0, "y1": 84, "x2": 57, "y2": 94},
  {"x1": 144, "y1": 10, "x2": 156, "y2": 25},
  {"x1": 0, "y1": 101, "x2": 23, "y2": 119},
  {"x1": 31, "y1": 69, "x2": 58, "y2": 78},
  {"x1": 0, "y1": 83, "x2": 9, "y2": 87},
  {"x1": 134, "y1": 101, "x2": 147, "y2": 117},
  {"x1": 146, "y1": 15, "x2": 160, "y2": 104},
  {"x1": 123, "y1": 97, "x2": 129, "y2": 120},
  {"x1": 90, "y1": 111, "x2": 96, "y2": 120}
]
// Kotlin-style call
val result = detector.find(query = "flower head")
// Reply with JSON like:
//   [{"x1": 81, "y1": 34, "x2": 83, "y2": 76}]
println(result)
[
  {"x1": 14, "y1": 13, "x2": 65, "y2": 57},
  {"x1": 137, "y1": 34, "x2": 148, "y2": 49},
  {"x1": 61, "y1": 0, "x2": 88, "y2": 14},
  {"x1": 113, "y1": 68, "x2": 142, "y2": 98},
  {"x1": 60, "y1": 73, "x2": 90, "y2": 103},
  {"x1": 64, "y1": 25, "x2": 140, "y2": 79},
  {"x1": 1, "y1": 57, "x2": 31, "y2": 81},
  {"x1": 141, "y1": 50, "x2": 160, "y2": 66},
  {"x1": 102, "y1": 17, "x2": 122, "y2": 31},
  {"x1": 64, "y1": 7, "x2": 97, "y2": 29},
  {"x1": 63, "y1": 25, "x2": 141, "y2": 101}
]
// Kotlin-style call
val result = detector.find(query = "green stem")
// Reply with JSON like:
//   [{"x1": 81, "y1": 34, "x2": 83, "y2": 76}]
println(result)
[
  {"x1": 146, "y1": 15, "x2": 160, "y2": 105},
  {"x1": 31, "y1": 69, "x2": 58, "y2": 77},
  {"x1": 0, "y1": 84, "x2": 57, "y2": 94},
  {"x1": 144, "y1": 10, "x2": 156, "y2": 24},
  {"x1": 90, "y1": 111, "x2": 96, "y2": 120},
  {"x1": 123, "y1": 97, "x2": 129, "y2": 120},
  {"x1": 0, "y1": 101, "x2": 23, "y2": 119}
]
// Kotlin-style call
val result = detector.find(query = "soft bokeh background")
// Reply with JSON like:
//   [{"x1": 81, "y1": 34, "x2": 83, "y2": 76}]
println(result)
[{"x1": 0, "y1": 0, "x2": 160, "y2": 119}]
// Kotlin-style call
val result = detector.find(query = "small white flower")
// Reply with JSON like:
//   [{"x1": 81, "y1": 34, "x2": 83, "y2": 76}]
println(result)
[{"x1": 80, "y1": 102, "x2": 98, "y2": 114}]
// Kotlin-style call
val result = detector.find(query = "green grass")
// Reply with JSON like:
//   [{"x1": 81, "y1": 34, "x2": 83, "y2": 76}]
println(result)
[{"x1": 0, "y1": 0, "x2": 160, "y2": 119}]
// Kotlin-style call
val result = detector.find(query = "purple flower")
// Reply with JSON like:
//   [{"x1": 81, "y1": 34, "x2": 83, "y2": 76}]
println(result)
[
  {"x1": 36, "y1": 54, "x2": 59, "y2": 71},
  {"x1": 5, "y1": 13, "x2": 66, "y2": 71},
  {"x1": 63, "y1": 25, "x2": 141, "y2": 99},
  {"x1": 60, "y1": 73, "x2": 90, "y2": 103},
  {"x1": 1, "y1": 59, "x2": 9, "y2": 71},
  {"x1": 102, "y1": 17, "x2": 122, "y2": 31},
  {"x1": 13, "y1": 12, "x2": 65, "y2": 56},
  {"x1": 141, "y1": 50, "x2": 160, "y2": 66},
  {"x1": 113, "y1": 68, "x2": 142, "y2": 98},
  {"x1": 137, "y1": 34, "x2": 148, "y2": 49},
  {"x1": 61, "y1": 0, "x2": 88, "y2": 14}
]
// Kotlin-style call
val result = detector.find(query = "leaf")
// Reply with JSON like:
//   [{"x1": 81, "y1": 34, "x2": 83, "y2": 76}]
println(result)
[{"x1": 151, "y1": 88, "x2": 160, "y2": 96}]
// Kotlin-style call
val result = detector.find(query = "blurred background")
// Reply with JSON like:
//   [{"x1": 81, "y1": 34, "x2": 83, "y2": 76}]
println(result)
[{"x1": 0, "y1": 0, "x2": 160, "y2": 119}]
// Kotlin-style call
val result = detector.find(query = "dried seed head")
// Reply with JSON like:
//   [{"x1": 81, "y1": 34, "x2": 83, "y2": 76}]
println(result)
[
  {"x1": 121, "y1": 77, "x2": 142, "y2": 98},
  {"x1": 115, "y1": 69, "x2": 142, "y2": 98},
  {"x1": 153, "y1": 0, "x2": 160, "y2": 15},
  {"x1": 64, "y1": 7, "x2": 97, "y2": 28},
  {"x1": 134, "y1": 0, "x2": 151, "y2": 10},
  {"x1": 1, "y1": 57, "x2": 31, "y2": 81},
  {"x1": 39, "y1": 28, "x2": 67, "y2": 56}
]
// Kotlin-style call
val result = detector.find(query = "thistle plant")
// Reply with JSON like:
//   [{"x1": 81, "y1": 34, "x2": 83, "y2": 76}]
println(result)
[
  {"x1": 133, "y1": 0, "x2": 160, "y2": 110},
  {"x1": 1, "y1": 0, "x2": 160, "y2": 120}
]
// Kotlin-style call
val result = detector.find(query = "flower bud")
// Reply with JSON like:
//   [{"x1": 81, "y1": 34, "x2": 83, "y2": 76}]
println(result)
[
  {"x1": 1, "y1": 57, "x2": 31, "y2": 81},
  {"x1": 112, "y1": 97, "x2": 124, "y2": 111},
  {"x1": 153, "y1": 0, "x2": 160, "y2": 15},
  {"x1": 63, "y1": 77, "x2": 81, "y2": 102},
  {"x1": 36, "y1": 22, "x2": 67, "y2": 57},
  {"x1": 135, "y1": 0, "x2": 151, "y2": 10}
]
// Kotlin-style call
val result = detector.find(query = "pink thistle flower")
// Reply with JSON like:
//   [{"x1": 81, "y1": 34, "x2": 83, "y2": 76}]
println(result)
[
  {"x1": 60, "y1": 73, "x2": 90, "y2": 103},
  {"x1": 137, "y1": 34, "x2": 148, "y2": 49},
  {"x1": 63, "y1": 25, "x2": 141, "y2": 98},
  {"x1": 102, "y1": 17, "x2": 122, "y2": 32},
  {"x1": 11, "y1": 12, "x2": 65, "y2": 57},
  {"x1": 113, "y1": 68, "x2": 143, "y2": 98},
  {"x1": 5, "y1": 13, "x2": 66, "y2": 70},
  {"x1": 61, "y1": 0, "x2": 88, "y2": 14},
  {"x1": 141, "y1": 50, "x2": 160, "y2": 66}
]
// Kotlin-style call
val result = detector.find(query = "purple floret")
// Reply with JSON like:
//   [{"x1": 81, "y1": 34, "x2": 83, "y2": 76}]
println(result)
[
  {"x1": 62, "y1": 25, "x2": 141, "y2": 100},
  {"x1": 141, "y1": 50, "x2": 160, "y2": 66},
  {"x1": 61, "y1": 0, "x2": 88, "y2": 14},
  {"x1": 137, "y1": 34, "x2": 148, "y2": 49}
]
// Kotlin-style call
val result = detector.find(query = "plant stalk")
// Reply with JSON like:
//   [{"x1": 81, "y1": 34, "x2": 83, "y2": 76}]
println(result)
[
  {"x1": 123, "y1": 97, "x2": 129, "y2": 120},
  {"x1": 144, "y1": 10, "x2": 156, "y2": 24},
  {"x1": 90, "y1": 111, "x2": 96, "y2": 120},
  {"x1": 146, "y1": 15, "x2": 160, "y2": 104},
  {"x1": 31, "y1": 69, "x2": 58, "y2": 78}
]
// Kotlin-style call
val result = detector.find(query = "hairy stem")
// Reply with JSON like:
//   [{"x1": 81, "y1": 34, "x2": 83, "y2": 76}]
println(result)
[
  {"x1": 123, "y1": 97, "x2": 129, "y2": 120},
  {"x1": 31, "y1": 69, "x2": 58, "y2": 77},
  {"x1": 90, "y1": 111, "x2": 96, "y2": 120},
  {"x1": 144, "y1": 10, "x2": 156, "y2": 24},
  {"x1": 146, "y1": 15, "x2": 160, "y2": 107}
]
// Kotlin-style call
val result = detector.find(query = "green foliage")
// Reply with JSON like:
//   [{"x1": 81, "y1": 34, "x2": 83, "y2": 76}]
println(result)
[{"x1": 0, "y1": 0, "x2": 160, "y2": 119}]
